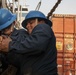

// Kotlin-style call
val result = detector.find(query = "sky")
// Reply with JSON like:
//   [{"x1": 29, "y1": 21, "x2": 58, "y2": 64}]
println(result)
[{"x1": 10, "y1": 0, "x2": 76, "y2": 16}]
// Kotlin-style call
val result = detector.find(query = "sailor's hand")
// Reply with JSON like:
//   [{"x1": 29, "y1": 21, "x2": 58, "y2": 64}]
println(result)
[{"x1": 1, "y1": 35, "x2": 12, "y2": 52}]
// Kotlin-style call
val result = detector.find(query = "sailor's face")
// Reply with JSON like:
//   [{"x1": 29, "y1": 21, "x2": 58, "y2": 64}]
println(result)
[
  {"x1": 26, "y1": 19, "x2": 37, "y2": 34},
  {"x1": 1, "y1": 24, "x2": 14, "y2": 36}
]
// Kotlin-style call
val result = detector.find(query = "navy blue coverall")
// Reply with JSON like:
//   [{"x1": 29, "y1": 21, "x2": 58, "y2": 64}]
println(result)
[
  {"x1": 1, "y1": 28, "x2": 28, "y2": 74},
  {"x1": 9, "y1": 24, "x2": 58, "y2": 75}
]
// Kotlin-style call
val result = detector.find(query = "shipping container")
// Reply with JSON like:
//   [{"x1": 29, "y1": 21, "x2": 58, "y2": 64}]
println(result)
[{"x1": 51, "y1": 14, "x2": 76, "y2": 75}]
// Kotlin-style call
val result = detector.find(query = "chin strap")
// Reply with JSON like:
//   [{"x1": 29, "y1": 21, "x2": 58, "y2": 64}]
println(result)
[
  {"x1": 35, "y1": 19, "x2": 38, "y2": 26},
  {"x1": 0, "y1": 36, "x2": 3, "y2": 51}
]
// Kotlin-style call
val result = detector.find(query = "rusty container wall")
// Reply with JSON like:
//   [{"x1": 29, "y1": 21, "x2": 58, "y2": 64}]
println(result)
[
  {"x1": 51, "y1": 14, "x2": 76, "y2": 75},
  {"x1": 75, "y1": 16, "x2": 76, "y2": 75}
]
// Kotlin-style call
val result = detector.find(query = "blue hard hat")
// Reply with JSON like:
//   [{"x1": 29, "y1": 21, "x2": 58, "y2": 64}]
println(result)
[
  {"x1": 22, "y1": 10, "x2": 52, "y2": 28},
  {"x1": 0, "y1": 8, "x2": 17, "y2": 30}
]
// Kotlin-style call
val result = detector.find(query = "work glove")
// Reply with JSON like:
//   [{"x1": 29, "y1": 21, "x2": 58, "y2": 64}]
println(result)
[{"x1": 0, "y1": 35, "x2": 12, "y2": 52}]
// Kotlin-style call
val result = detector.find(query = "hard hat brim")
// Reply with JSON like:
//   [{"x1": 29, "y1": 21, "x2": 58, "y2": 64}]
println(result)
[
  {"x1": 0, "y1": 14, "x2": 17, "y2": 30},
  {"x1": 22, "y1": 18, "x2": 52, "y2": 28}
]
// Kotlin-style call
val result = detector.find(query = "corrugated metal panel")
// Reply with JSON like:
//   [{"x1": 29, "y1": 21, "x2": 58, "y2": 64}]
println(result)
[{"x1": 52, "y1": 14, "x2": 76, "y2": 75}]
